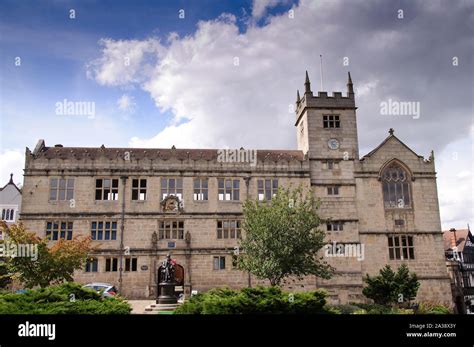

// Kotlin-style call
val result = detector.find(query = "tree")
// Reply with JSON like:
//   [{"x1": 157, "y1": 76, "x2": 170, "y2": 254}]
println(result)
[
  {"x1": 362, "y1": 264, "x2": 420, "y2": 306},
  {"x1": 0, "y1": 222, "x2": 92, "y2": 288},
  {"x1": 238, "y1": 186, "x2": 333, "y2": 286},
  {"x1": 0, "y1": 260, "x2": 12, "y2": 289}
]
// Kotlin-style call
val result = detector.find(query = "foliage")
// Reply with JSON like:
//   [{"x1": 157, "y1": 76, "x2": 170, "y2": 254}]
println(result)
[
  {"x1": 0, "y1": 282, "x2": 131, "y2": 314},
  {"x1": 239, "y1": 186, "x2": 333, "y2": 286},
  {"x1": 175, "y1": 286, "x2": 331, "y2": 314},
  {"x1": 416, "y1": 302, "x2": 452, "y2": 314},
  {"x1": 0, "y1": 260, "x2": 12, "y2": 289},
  {"x1": 362, "y1": 264, "x2": 419, "y2": 306},
  {"x1": 0, "y1": 222, "x2": 92, "y2": 288}
]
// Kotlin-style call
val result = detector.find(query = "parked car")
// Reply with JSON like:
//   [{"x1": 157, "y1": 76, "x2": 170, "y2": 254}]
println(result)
[{"x1": 83, "y1": 283, "x2": 118, "y2": 297}]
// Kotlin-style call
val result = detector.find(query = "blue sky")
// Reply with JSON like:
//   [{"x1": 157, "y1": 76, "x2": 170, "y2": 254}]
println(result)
[
  {"x1": 0, "y1": 0, "x2": 472, "y2": 229},
  {"x1": 0, "y1": 0, "x2": 279, "y2": 150}
]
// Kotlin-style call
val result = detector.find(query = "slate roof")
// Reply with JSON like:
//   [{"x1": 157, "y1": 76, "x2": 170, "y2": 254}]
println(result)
[{"x1": 32, "y1": 145, "x2": 306, "y2": 162}]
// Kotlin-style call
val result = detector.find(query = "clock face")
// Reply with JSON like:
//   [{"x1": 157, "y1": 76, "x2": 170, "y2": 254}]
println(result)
[{"x1": 328, "y1": 138, "x2": 340, "y2": 150}]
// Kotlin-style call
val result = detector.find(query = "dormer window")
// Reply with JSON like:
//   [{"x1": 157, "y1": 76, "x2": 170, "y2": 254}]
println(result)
[{"x1": 382, "y1": 163, "x2": 411, "y2": 209}]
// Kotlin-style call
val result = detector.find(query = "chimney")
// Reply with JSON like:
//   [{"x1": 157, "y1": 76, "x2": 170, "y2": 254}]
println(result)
[{"x1": 449, "y1": 228, "x2": 457, "y2": 249}]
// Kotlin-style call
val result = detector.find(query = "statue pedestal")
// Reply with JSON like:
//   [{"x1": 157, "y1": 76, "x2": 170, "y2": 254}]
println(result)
[{"x1": 157, "y1": 282, "x2": 177, "y2": 305}]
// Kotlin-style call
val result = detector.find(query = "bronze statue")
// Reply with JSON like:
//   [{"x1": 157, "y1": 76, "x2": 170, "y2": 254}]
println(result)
[{"x1": 160, "y1": 253, "x2": 176, "y2": 283}]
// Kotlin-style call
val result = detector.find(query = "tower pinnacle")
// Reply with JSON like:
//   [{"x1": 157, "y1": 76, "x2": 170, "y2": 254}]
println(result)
[
  {"x1": 347, "y1": 71, "x2": 354, "y2": 96},
  {"x1": 304, "y1": 71, "x2": 312, "y2": 94}
]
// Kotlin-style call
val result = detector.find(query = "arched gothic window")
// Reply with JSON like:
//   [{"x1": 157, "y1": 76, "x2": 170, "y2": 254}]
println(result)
[{"x1": 382, "y1": 163, "x2": 411, "y2": 208}]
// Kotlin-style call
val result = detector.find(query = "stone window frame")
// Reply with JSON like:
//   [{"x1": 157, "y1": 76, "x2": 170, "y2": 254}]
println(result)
[
  {"x1": 49, "y1": 177, "x2": 75, "y2": 201},
  {"x1": 131, "y1": 178, "x2": 147, "y2": 201},
  {"x1": 257, "y1": 178, "x2": 278, "y2": 201},
  {"x1": 46, "y1": 221, "x2": 73, "y2": 241},
  {"x1": 161, "y1": 178, "x2": 183, "y2": 200},
  {"x1": 388, "y1": 235, "x2": 415, "y2": 260},
  {"x1": 91, "y1": 221, "x2": 117, "y2": 241},
  {"x1": 322, "y1": 160, "x2": 340, "y2": 170},
  {"x1": 323, "y1": 114, "x2": 341, "y2": 128},
  {"x1": 212, "y1": 256, "x2": 226, "y2": 270},
  {"x1": 95, "y1": 178, "x2": 119, "y2": 201},
  {"x1": 85, "y1": 257, "x2": 98, "y2": 272},
  {"x1": 217, "y1": 220, "x2": 242, "y2": 239},
  {"x1": 326, "y1": 221, "x2": 344, "y2": 231},
  {"x1": 327, "y1": 185, "x2": 340, "y2": 196},
  {"x1": 124, "y1": 257, "x2": 138, "y2": 272},
  {"x1": 379, "y1": 160, "x2": 413, "y2": 210},
  {"x1": 105, "y1": 257, "x2": 118, "y2": 272},
  {"x1": 159, "y1": 220, "x2": 184, "y2": 240},
  {"x1": 193, "y1": 178, "x2": 209, "y2": 201},
  {"x1": 218, "y1": 178, "x2": 240, "y2": 201}
]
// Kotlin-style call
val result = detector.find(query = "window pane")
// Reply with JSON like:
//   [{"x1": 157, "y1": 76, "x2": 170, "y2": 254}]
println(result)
[
  {"x1": 66, "y1": 189, "x2": 74, "y2": 200},
  {"x1": 220, "y1": 257, "x2": 225, "y2": 269}
]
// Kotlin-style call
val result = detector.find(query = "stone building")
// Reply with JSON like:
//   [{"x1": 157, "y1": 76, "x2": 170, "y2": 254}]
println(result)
[{"x1": 19, "y1": 72, "x2": 452, "y2": 304}]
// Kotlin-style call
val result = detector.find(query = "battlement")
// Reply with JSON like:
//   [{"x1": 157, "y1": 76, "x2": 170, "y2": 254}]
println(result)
[{"x1": 295, "y1": 71, "x2": 356, "y2": 119}]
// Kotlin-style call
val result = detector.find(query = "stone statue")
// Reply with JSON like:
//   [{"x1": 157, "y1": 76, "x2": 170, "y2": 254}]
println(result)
[{"x1": 160, "y1": 253, "x2": 176, "y2": 283}]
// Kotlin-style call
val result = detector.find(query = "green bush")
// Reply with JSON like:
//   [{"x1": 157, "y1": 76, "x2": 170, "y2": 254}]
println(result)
[
  {"x1": 175, "y1": 286, "x2": 330, "y2": 314},
  {"x1": 416, "y1": 302, "x2": 452, "y2": 314},
  {"x1": 328, "y1": 304, "x2": 363, "y2": 314},
  {"x1": 0, "y1": 282, "x2": 131, "y2": 314},
  {"x1": 348, "y1": 303, "x2": 392, "y2": 314}
]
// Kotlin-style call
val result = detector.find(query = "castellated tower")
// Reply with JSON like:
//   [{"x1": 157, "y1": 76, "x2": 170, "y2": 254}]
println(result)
[
  {"x1": 295, "y1": 71, "x2": 364, "y2": 303},
  {"x1": 294, "y1": 72, "x2": 452, "y2": 305}
]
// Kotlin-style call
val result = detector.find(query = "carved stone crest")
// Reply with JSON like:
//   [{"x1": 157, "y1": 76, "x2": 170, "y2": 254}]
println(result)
[{"x1": 160, "y1": 195, "x2": 183, "y2": 213}]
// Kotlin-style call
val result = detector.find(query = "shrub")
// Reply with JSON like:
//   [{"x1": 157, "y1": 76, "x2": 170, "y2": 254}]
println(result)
[
  {"x1": 362, "y1": 264, "x2": 419, "y2": 306},
  {"x1": 416, "y1": 302, "x2": 452, "y2": 314},
  {"x1": 350, "y1": 303, "x2": 392, "y2": 314},
  {"x1": 0, "y1": 282, "x2": 131, "y2": 314},
  {"x1": 330, "y1": 304, "x2": 363, "y2": 314},
  {"x1": 175, "y1": 286, "x2": 331, "y2": 314}
]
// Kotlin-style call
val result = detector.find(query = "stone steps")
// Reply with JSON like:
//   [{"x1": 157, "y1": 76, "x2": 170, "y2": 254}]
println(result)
[{"x1": 144, "y1": 302, "x2": 183, "y2": 313}]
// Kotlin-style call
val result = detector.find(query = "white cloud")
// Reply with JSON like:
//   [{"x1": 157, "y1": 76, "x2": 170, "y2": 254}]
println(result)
[
  {"x1": 87, "y1": 38, "x2": 162, "y2": 86},
  {"x1": 0, "y1": 149, "x2": 24, "y2": 187},
  {"x1": 117, "y1": 94, "x2": 136, "y2": 114},
  {"x1": 437, "y1": 126, "x2": 474, "y2": 230}
]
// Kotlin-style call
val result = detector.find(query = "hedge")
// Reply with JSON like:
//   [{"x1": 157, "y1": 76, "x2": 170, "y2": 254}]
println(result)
[
  {"x1": 0, "y1": 282, "x2": 131, "y2": 314},
  {"x1": 175, "y1": 286, "x2": 331, "y2": 314}
]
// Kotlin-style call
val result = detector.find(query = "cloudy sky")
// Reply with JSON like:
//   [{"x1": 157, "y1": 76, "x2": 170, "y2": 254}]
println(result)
[{"x1": 0, "y1": 0, "x2": 472, "y2": 229}]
